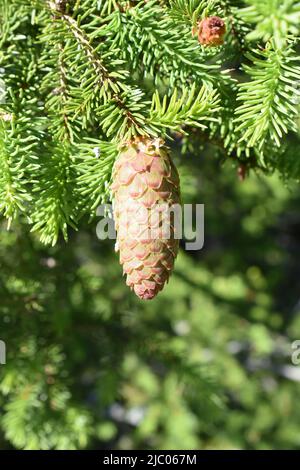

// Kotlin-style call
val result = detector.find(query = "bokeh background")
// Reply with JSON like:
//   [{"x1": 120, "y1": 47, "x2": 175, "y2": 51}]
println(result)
[{"x1": 0, "y1": 145, "x2": 300, "y2": 450}]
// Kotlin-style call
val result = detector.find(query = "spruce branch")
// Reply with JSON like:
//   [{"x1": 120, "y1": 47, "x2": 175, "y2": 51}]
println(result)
[
  {"x1": 169, "y1": 0, "x2": 222, "y2": 27},
  {"x1": 59, "y1": 11, "x2": 147, "y2": 138},
  {"x1": 0, "y1": 0, "x2": 29, "y2": 49},
  {"x1": 61, "y1": 13, "x2": 119, "y2": 96},
  {"x1": 75, "y1": 140, "x2": 118, "y2": 215},
  {"x1": 234, "y1": 41, "x2": 300, "y2": 150},
  {"x1": 237, "y1": 0, "x2": 300, "y2": 47},
  {"x1": 0, "y1": 111, "x2": 38, "y2": 228},
  {"x1": 0, "y1": 0, "x2": 299, "y2": 245},
  {"x1": 149, "y1": 84, "x2": 221, "y2": 134},
  {"x1": 41, "y1": 39, "x2": 76, "y2": 142},
  {"x1": 30, "y1": 143, "x2": 77, "y2": 246},
  {"x1": 98, "y1": 0, "x2": 227, "y2": 87}
]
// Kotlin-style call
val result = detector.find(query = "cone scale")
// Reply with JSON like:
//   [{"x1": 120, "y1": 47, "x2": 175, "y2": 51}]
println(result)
[{"x1": 111, "y1": 137, "x2": 181, "y2": 300}]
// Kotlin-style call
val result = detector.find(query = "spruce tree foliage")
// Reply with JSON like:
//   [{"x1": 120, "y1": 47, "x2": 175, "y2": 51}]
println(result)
[
  {"x1": 1, "y1": 155, "x2": 300, "y2": 450},
  {"x1": 0, "y1": 0, "x2": 299, "y2": 245},
  {"x1": 0, "y1": 1, "x2": 300, "y2": 450}
]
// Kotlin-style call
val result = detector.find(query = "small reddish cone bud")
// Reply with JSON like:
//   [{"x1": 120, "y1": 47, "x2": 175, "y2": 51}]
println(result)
[
  {"x1": 238, "y1": 164, "x2": 248, "y2": 181},
  {"x1": 111, "y1": 137, "x2": 181, "y2": 300},
  {"x1": 197, "y1": 16, "x2": 226, "y2": 46}
]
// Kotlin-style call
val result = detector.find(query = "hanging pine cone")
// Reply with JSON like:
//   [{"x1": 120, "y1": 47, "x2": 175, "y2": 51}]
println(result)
[
  {"x1": 111, "y1": 137, "x2": 181, "y2": 300},
  {"x1": 196, "y1": 16, "x2": 226, "y2": 46}
]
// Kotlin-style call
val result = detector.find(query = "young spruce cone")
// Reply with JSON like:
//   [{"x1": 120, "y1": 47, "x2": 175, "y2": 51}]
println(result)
[
  {"x1": 111, "y1": 137, "x2": 181, "y2": 300},
  {"x1": 196, "y1": 16, "x2": 226, "y2": 46}
]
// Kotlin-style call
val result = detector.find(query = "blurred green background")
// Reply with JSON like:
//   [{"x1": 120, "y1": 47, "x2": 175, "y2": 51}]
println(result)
[{"x1": 0, "y1": 147, "x2": 300, "y2": 450}]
